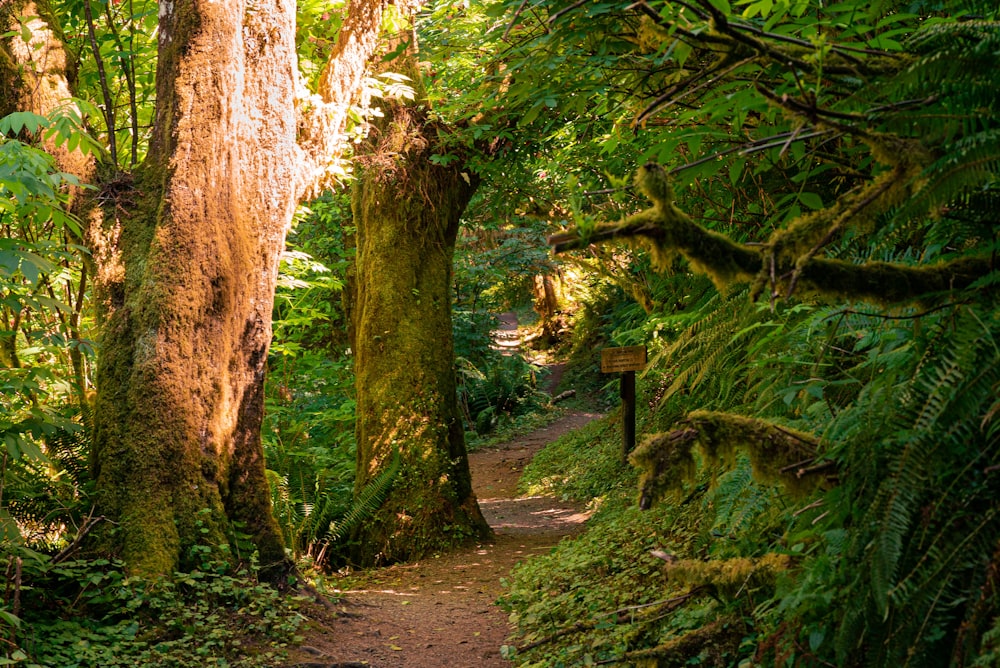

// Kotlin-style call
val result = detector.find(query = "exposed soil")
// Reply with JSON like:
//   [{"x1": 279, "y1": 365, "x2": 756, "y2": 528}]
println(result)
[{"x1": 283, "y1": 410, "x2": 601, "y2": 668}]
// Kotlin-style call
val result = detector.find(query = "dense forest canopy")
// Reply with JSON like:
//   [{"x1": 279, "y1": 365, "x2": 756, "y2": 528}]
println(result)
[{"x1": 1, "y1": 0, "x2": 998, "y2": 665}]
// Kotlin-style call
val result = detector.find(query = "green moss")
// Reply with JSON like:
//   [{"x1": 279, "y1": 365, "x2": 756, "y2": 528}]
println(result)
[
  {"x1": 799, "y1": 254, "x2": 994, "y2": 305},
  {"x1": 554, "y1": 163, "x2": 994, "y2": 306},
  {"x1": 631, "y1": 410, "x2": 825, "y2": 508},
  {"x1": 665, "y1": 552, "x2": 792, "y2": 598},
  {"x1": 347, "y1": 71, "x2": 490, "y2": 565},
  {"x1": 624, "y1": 617, "x2": 745, "y2": 668}
]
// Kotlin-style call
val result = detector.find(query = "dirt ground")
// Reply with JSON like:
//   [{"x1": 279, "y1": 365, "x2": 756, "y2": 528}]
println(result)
[{"x1": 283, "y1": 411, "x2": 601, "y2": 668}]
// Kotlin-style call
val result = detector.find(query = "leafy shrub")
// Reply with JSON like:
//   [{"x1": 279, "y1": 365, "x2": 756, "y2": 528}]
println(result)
[
  {"x1": 2, "y1": 550, "x2": 304, "y2": 667},
  {"x1": 519, "y1": 415, "x2": 631, "y2": 502},
  {"x1": 458, "y1": 353, "x2": 549, "y2": 435}
]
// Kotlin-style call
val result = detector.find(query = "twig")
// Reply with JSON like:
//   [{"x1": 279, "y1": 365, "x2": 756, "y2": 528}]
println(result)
[
  {"x1": 502, "y1": 0, "x2": 531, "y2": 40},
  {"x1": 823, "y1": 301, "x2": 970, "y2": 322},
  {"x1": 628, "y1": 1, "x2": 713, "y2": 33},
  {"x1": 770, "y1": 424, "x2": 820, "y2": 455},
  {"x1": 583, "y1": 187, "x2": 630, "y2": 196},
  {"x1": 797, "y1": 461, "x2": 838, "y2": 477},
  {"x1": 12, "y1": 557, "x2": 21, "y2": 619},
  {"x1": 635, "y1": 56, "x2": 755, "y2": 127},
  {"x1": 52, "y1": 512, "x2": 106, "y2": 564},
  {"x1": 780, "y1": 457, "x2": 817, "y2": 474},
  {"x1": 666, "y1": 130, "x2": 831, "y2": 176},
  {"x1": 792, "y1": 498, "x2": 824, "y2": 517},
  {"x1": 548, "y1": 0, "x2": 588, "y2": 25},
  {"x1": 83, "y1": 0, "x2": 118, "y2": 166}
]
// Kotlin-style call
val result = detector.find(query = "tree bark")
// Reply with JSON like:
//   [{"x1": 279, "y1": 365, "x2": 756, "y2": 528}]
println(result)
[
  {"x1": 349, "y1": 49, "x2": 490, "y2": 565},
  {"x1": 1, "y1": 0, "x2": 401, "y2": 579},
  {"x1": 88, "y1": 0, "x2": 305, "y2": 579}
]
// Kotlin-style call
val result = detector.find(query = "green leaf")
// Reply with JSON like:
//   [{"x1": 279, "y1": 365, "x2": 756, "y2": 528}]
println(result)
[
  {"x1": 798, "y1": 191, "x2": 823, "y2": 210},
  {"x1": 0, "y1": 111, "x2": 48, "y2": 136},
  {"x1": 729, "y1": 157, "x2": 746, "y2": 185}
]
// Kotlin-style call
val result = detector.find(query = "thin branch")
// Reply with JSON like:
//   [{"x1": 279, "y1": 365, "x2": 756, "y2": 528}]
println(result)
[
  {"x1": 635, "y1": 56, "x2": 755, "y2": 127},
  {"x1": 502, "y1": 0, "x2": 531, "y2": 40},
  {"x1": 82, "y1": 0, "x2": 117, "y2": 166},
  {"x1": 824, "y1": 301, "x2": 971, "y2": 322},
  {"x1": 668, "y1": 130, "x2": 833, "y2": 175},
  {"x1": 792, "y1": 498, "x2": 825, "y2": 517},
  {"x1": 52, "y1": 512, "x2": 106, "y2": 564},
  {"x1": 514, "y1": 588, "x2": 705, "y2": 653},
  {"x1": 583, "y1": 187, "x2": 631, "y2": 196},
  {"x1": 547, "y1": 0, "x2": 588, "y2": 25},
  {"x1": 102, "y1": 0, "x2": 139, "y2": 166},
  {"x1": 785, "y1": 172, "x2": 897, "y2": 296},
  {"x1": 691, "y1": 0, "x2": 870, "y2": 75},
  {"x1": 629, "y1": 0, "x2": 711, "y2": 31}
]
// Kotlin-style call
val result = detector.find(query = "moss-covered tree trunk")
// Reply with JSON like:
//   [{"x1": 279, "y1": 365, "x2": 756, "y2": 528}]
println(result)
[
  {"x1": 88, "y1": 0, "x2": 306, "y2": 580},
  {"x1": 4, "y1": 0, "x2": 402, "y2": 580},
  {"x1": 349, "y1": 52, "x2": 490, "y2": 565}
]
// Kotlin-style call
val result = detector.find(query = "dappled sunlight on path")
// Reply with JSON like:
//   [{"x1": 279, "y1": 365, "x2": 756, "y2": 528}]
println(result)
[{"x1": 284, "y1": 411, "x2": 601, "y2": 668}]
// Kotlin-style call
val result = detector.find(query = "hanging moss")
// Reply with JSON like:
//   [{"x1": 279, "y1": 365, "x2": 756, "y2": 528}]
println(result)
[
  {"x1": 797, "y1": 255, "x2": 993, "y2": 305},
  {"x1": 625, "y1": 617, "x2": 745, "y2": 668},
  {"x1": 631, "y1": 428, "x2": 699, "y2": 510}
]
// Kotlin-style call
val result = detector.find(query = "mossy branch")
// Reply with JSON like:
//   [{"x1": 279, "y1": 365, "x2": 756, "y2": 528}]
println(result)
[
  {"x1": 603, "y1": 616, "x2": 744, "y2": 667},
  {"x1": 630, "y1": 410, "x2": 827, "y2": 509},
  {"x1": 656, "y1": 552, "x2": 793, "y2": 599},
  {"x1": 548, "y1": 163, "x2": 995, "y2": 306},
  {"x1": 513, "y1": 588, "x2": 706, "y2": 654}
]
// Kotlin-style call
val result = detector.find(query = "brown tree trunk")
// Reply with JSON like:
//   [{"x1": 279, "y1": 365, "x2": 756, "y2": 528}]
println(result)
[
  {"x1": 88, "y1": 0, "x2": 303, "y2": 579},
  {"x1": 348, "y1": 48, "x2": 490, "y2": 565},
  {"x1": 5, "y1": 0, "x2": 415, "y2": 580}
]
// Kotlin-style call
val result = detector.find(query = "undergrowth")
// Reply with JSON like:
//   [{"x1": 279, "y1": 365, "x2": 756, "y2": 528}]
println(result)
[
  {"x1": 4, "y1": 549, "x2": 305, "y2": 667},
  {"x1": 518, "y1": 415, "x2": 628, "y2": 502}
]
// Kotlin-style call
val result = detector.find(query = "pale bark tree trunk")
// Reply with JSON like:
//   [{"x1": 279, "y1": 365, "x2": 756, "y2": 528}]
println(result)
[
  {"x1": 348, "y1": 45, "x2": 490, "y2": 565},
  {"x1": 4, "y1": 0, "x2": 406, "y2": 580}
]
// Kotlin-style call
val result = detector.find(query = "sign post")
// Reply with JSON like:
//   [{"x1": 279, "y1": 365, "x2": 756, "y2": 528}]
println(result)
[{"x1": 601, "y1": 346, "x2": 647, "y2": 462}]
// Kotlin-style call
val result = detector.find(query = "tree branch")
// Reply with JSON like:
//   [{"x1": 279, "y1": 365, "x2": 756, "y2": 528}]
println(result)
[
  {"x1": 549, "y1": 164, "x2": 993, "y2": 306},
  {"x1": 295, "y1": 0, "x2": 421, "y2": 200},
  {"x1": 514, "y1": 588, "x2": 705, "y2": 653},
  {"x1": 631, "y1": 410, "x2": 828, "y2": 510}
]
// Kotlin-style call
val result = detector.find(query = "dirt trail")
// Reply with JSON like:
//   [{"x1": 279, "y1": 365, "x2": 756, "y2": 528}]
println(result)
[{"x1": 284, "y1": 411, "x2": 600, "y2": 668}]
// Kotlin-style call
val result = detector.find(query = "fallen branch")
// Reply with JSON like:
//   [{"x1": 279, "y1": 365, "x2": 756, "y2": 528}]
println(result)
[{"x1": 514, "y1": 588, "x2": 706, "y2": 653}]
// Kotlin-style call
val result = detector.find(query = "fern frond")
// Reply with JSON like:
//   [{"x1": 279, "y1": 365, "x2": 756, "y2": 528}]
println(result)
[
  {"x1": 835, "y1": 304, "x2": 1000, "y2": 665},
  {"x1": 898, "y1": 130, "x2": 1000, "y2": 227},
  {"x1": 323, "y1": 450, "x2": 401, "y2": 546}
]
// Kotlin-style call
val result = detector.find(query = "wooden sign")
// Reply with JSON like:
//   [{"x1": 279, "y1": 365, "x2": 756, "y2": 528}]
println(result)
[{"x1": 601, "y1": 346, "x2": 647, "y2": 374}]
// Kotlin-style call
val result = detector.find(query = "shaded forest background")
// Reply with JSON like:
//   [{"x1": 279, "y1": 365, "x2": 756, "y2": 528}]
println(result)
[{"x1": 1, "y1": 0, "x2": 998, "y2": 666}]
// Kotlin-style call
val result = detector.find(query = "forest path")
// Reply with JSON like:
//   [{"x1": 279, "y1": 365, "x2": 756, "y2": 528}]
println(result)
[
  {"x1": 282, "y1": 310, "x2": 601, "y2": 667},
  {"x1": 284, "y1": 410, "x2": 600, "y2": 668}
]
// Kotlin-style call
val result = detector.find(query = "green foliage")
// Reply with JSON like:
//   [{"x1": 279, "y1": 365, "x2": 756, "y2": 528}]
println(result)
[
  {"x1": 519, "y1": 415, "x2": 629, "y2": 502},
  {"x1": 499, "y1": 489, "x2": 753, "y2": 667},
  {"x1": 458, "y1": 353, "x2": 548, "y2": 436},
  {"x1": 52, "y1": 0, "x2": 159, "y2": 167},
  {"x1": 822, "y1": 305, "x2": 1000, "y2": 667},
  {"x1": 2, "y1": 551, "x2": 303, "y2": 667},
  {"x1": 296, "y1": 0, "x2": 346, "y2": 87},
  {"x1": 502, "y1": 289, "x2": 1000, "y2": 666},
  {"x1": 1, "y1": 113, "x2": 96, "y2": 553},
  {"x1": 264, "y1": 221, "x2": 358, "y2": 567}
]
